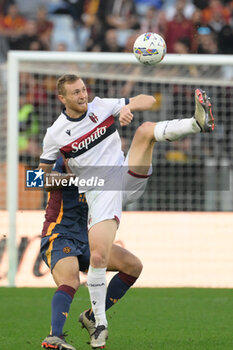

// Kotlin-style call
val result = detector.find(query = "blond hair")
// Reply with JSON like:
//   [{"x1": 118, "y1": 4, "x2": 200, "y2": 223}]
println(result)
[{"x1": 56, "y1": 74, "x2": 81, "y2": 95}]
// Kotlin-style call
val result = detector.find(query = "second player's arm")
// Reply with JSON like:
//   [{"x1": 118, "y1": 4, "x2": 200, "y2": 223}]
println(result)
[{"x1": 38, "y1": 162, "x2": 73, "y2": 191}]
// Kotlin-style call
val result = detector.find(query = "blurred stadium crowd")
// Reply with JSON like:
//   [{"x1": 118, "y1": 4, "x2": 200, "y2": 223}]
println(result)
[
  {"x1": 0, "y1": 0, "x2": 233, "y2": 62},
  {"x1": 0, "y1": 0, "x2": 233, "y2": 212}
]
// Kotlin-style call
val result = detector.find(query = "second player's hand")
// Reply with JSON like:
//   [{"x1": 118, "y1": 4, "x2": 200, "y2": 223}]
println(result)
[
  {"x1": 61, "y1": 153, "x2": 72, "y2": 175},
  {"x1": 119, "y1": 105, "x2": 134, "y2": 126}
]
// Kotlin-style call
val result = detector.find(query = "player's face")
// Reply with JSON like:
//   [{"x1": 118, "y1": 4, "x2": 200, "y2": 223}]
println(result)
[{"x1": 60, "y1": 79, "x2": 88, "y2": 116}]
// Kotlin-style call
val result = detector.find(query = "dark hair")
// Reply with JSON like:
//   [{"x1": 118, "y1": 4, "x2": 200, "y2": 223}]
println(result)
[
  {"x1": 56, "y1": 74, "x2": 81, "y2": 95},
  {"x1": 176, "y1": 37, "x2": 191, "y2": 51}
]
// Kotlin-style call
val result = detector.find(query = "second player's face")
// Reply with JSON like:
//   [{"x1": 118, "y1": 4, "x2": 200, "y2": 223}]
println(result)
[{"x1": 63, "y1": 79, "x2": 88, "y2": 116}]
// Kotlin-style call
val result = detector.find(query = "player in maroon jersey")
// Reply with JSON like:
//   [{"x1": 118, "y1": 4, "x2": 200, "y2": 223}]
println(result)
[{"x1": 41, "y1": 156, "x2": 142, "y2": 350}]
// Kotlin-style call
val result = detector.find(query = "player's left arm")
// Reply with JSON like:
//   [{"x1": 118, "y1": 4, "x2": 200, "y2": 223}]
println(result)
[
  {"x1": 129, "y1": 94, "x2": 156, "y2": 111},
  {"x1": 119, "y1": 94, "x2": 156, "y2": 126}
]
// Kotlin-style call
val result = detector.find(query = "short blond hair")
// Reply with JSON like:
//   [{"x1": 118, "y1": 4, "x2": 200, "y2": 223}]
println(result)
[{"x1": 56, "y1": 74, "x2": 81, "y2": 95}]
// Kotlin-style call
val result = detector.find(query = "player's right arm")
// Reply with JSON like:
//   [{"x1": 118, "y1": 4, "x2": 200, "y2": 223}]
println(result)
[
  {"x1": 38, "y1": 162, "x2": 74, "y2": 191},
  {"x1": 39, "y1": 129, "x2": 60, "y2": 168},
  {"x1": 38, "y1": 129, "x2": 71, "y2": 191},
  {"x1": 36, "y1": 162, "x2": 56, "y2": 191},
  {"x1": 38, "y1": 163, "x2": 53, "y2": 174}
]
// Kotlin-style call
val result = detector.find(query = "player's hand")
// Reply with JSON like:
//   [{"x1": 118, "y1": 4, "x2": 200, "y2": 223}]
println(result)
[{"x1": 119, "y1": 105, "x2": 134, "y2": 126}]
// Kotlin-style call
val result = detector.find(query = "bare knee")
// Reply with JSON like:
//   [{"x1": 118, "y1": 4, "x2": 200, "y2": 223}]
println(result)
[
  {"x1": 130, "y1": 256, "x2": 143, "y2": 277},
  {"x1": 67, "y1": 276, "x2": 80, "y2": 291},
  {"x1": 58, "y1": 276, "x2": 80, "y2": 291},
  {"x1": 91, "y1": 251, "x2": 108, "y2": 268},
  {"x1": 53, "y1": 270, "x2": 80, "y2": 291},
  {"x1": 135, "y1": 122, "x2": 155, "y2": 142},
  {"x1": 122, "y1": 255, "x2": 143, "y2": 278}
]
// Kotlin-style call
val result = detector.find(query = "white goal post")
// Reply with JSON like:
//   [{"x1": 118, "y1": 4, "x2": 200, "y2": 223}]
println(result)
[{"x1": 6, "y1": 51, "x2": 233, "y2": 287}]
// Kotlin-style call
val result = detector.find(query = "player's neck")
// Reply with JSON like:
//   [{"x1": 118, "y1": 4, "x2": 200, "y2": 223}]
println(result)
[{"x1": 65, "y1": 108, "x2": 85, "y2": 119}]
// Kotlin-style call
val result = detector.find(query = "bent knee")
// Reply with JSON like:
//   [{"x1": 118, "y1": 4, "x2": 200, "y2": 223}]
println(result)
[
  {"x1": 57, "y1": 279, "x2": 80, "y2": 291},
  {"x1": 55, "y1": 273, "x2": 80, "y2": 291},
  {"x1": 135, "y1": 122, "x2": 155, "y2": 141},
  {"x1": 124, "y1": 255, "x2": 143, "y2": 278},
  {"x1": 70, "y1": 278, "x2": 80, "y2": 291},
  {"x1": 134, "y1": 257, "x2": 143, "y2": 276}
]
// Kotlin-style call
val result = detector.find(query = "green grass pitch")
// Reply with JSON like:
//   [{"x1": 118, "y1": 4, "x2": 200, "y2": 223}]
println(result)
[{"x1": 0, "y1": 287, "x2": 232, "y2": 350}]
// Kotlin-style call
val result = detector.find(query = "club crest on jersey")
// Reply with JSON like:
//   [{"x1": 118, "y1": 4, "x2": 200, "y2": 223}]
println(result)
[
  {"x1": 63, "y1": 246, "x2": 71, "y2": 253},
  {"x1": 89, "y1": 112, "x2": 98, "y2": 123}
]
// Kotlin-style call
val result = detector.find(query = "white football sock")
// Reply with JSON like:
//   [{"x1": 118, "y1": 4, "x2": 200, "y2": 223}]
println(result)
[
  {"x1": 87, "y1": 266, "x2": 108, "y2": 327},
  {"x1": 154, "y1": 117, "x2": 201, "y2": 142}
]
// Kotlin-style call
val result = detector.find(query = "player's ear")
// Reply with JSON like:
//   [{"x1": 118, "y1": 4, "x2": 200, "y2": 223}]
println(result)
[{"x1": 58, "y1": 94, "x2": 65, "y2": 104}]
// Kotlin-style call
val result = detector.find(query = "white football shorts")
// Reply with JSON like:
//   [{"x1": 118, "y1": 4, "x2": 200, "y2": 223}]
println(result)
[
  {"x1": 85, "y1": 189, "x2": 122, "y2": 230},
  {"x1": 86, "y1": 152, "x2": 152, "y2": 230},
  {"x1": 122, "y1": 152, "x2": 152, "y2": 205}
]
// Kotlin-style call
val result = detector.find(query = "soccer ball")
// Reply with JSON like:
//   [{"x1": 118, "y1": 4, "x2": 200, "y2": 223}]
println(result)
[{"x1": 133, "y1": 32, "x2": 166, "y2": 65}]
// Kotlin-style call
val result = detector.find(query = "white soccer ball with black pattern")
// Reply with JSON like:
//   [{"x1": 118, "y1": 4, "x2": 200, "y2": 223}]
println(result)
[{"x1": 133, "y1": 32, "x2": 166, "y2": 65}]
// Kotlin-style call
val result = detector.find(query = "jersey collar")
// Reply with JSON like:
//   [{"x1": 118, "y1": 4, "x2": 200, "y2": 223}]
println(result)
[{"x1": 62, "y1": 108, "x2": 87, "y2": 122}]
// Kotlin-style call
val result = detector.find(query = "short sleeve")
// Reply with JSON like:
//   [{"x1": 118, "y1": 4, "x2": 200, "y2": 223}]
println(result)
[
  {"x1": 101, "y1": 97, "x2": 128, "y2": 117},
  {"x1": 40, "y1": 129, "x2": 60, "y2": 164}
]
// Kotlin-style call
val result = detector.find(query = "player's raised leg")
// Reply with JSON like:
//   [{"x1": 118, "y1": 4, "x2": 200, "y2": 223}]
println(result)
[
  {"x1": 154, "y1": 88, "x2": 214, "y2": 142},
  {"x1": 128, "y1": 88, "x2": 215, "y2": 176}
]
